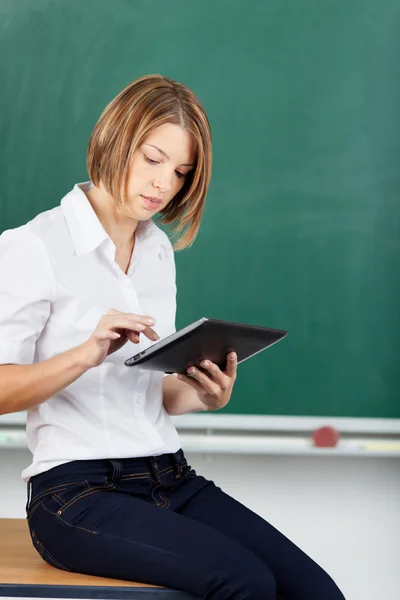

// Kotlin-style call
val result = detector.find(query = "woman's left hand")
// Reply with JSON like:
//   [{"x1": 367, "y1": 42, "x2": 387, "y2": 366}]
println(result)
[{"x1": 176, "y1": 352, "x2": 237, "y2": 410}]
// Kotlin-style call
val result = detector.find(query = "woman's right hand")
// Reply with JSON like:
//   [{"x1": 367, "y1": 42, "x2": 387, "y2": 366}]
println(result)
[{"x1": 79, "y1": 308, "x2": 159, "y2": 369}]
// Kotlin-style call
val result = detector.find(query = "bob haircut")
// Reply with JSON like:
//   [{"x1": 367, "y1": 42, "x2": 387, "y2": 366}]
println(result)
[{"x1": 87, "y1": 74, "x2": 212, "y2": 250}]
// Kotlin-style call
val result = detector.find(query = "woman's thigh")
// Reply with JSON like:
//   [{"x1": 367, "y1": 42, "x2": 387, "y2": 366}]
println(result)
[
  {"x1": 179, "y1": 480, "x2": 346, "y2": 600},
  {"x1": 28, "y1": 486, "x2": 276, "y2": 600}
]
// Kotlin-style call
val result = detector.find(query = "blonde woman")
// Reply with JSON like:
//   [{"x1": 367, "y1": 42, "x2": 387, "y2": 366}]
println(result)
[{"x1": 0, "y1": 75, "x2": 345, "y2": 600}]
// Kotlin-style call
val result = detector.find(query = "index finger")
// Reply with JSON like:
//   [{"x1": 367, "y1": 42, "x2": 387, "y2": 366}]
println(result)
[
  {"x1": 126, "y1": 315, "x2": 159, "y2": 341},
  {"x1": 142, "y1": 326, "x2": 160, "y2": 342},
  {"x1": 104, "y1": 315, "x2": 159, "y2": 340},
  {"x1": 127, "y1": 314, "x2": 156, "y2": 326}
]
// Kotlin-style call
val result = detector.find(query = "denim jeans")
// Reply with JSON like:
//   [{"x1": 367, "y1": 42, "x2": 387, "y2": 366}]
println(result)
[{"x1": 26, "y1": 449, "x2": 345, "y2": 600}]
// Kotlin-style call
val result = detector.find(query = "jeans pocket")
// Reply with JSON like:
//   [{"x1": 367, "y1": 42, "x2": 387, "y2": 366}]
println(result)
[
  {"x1": 49, "y1": 481, "x2": 104, "y2": 518},
  {"x1": 28, "y1": 480, "x2": 90, "y2": 520},
  {"x1": 30, "y1": 530, "x2": 71, "y2": 572}
]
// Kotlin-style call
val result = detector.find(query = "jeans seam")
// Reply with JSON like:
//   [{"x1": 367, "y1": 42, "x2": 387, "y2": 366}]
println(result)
[
  {"x1": 31, "y1": 528, "x2": 71, "y2": 571},
  {"x1": 28, "y1": 503, "x2": 41, "y2": 521},
  {"x1": 151, "y1": 471, "x2": 172, "y2": 509},
  {"x1": 55, "y1": 487, "x2": 105, "y2": 516},
  {"x1": 30, "y1": 480, "x2": 86, "y2": 504},
  {"x1": 156, "y1": 466, "x2": 174, "y2": 477},
  {"x1": 121, "y1": 475, "x2": 152, "y2": 482},
  {"x1": 120, "y1": 471, "x2": 152, "y2": 479},
  {"x1": 53, "y1": 493, "x2": 65, "y2": 507},
  {"x1": 158, "y1": 490, "x2": 171, "y2": 509},
  {"x1": 39, "y1": 500, "x2": 210, "y2": 561},
  {"x1": 45, "y1": 548, "x2": 72, "y2": 572},
  {"x1": 31, "y1": 530, "x2": 44, "y2": 558}
]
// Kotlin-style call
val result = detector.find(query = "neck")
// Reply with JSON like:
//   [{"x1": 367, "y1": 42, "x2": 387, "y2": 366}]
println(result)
[{"x1": 85, "y1": 183, "x2": 138, "y2": 249}]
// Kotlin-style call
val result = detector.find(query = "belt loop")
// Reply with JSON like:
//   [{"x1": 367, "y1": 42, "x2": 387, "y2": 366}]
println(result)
[
  {"x1": 109, "y1": 460, "x2": 123, "y2": 486},
  {"x1": 175, "y1": 451, "x2": 182, "y2": 478},
  {"x1": 25, "y1": 480, "x2": 32, "y2": 517},
  {"x1": 150, "y1": 456, "x2": 160, "y2": 482}
]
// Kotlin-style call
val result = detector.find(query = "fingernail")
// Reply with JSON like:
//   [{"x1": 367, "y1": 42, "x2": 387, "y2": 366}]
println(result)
[
  {"x1": 188, "y1": 368, "x2": 195, "y2": 374},
  {"x1": 229, "y1": 353, "x2": 236, "y2": 360},
  {"x1": 147, "y1": 318, "x2": 156, "y2": 325}
]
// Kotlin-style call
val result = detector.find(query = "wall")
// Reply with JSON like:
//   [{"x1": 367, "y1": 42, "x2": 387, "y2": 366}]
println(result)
[{"x1": 2, "y1": 449, "x2": 399, "y2": 600}]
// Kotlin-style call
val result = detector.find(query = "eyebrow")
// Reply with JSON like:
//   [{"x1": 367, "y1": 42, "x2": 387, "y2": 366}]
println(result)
[{"x1": 146, "y1": 144, "x2": 194, "y2": 167}]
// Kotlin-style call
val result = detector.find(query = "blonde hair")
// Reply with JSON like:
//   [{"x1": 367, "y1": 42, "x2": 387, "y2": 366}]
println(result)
[{"x1": 87, "y1": 74, "x2": 212, "y2": 250}]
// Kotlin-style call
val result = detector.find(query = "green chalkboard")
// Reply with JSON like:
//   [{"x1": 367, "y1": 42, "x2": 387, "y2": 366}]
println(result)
[{"x1": 1, "y1": 0, "x2": 399, "y2": 418}]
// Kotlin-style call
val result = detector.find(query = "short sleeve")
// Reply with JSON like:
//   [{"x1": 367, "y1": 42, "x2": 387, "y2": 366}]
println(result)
[{"x1": 0, "y1": 226, "x2": 56, "y2": 365}]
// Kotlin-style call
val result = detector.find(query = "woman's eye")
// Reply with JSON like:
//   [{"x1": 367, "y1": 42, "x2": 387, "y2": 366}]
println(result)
[
  {"x1": 145, "y1": 155, "x2": 186, "y2": 179},
  {"x1": 145, "y1": 156, "x2": 159, "y2": 165}
]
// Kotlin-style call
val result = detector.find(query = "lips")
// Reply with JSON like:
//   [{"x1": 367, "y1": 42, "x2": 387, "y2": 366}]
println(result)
[
  {"x1": 141, "y1": 194, "x2": 162, "y2": 210},
  {"x1": 141, "y1": 195, "x2": 161, "y2": 204}
]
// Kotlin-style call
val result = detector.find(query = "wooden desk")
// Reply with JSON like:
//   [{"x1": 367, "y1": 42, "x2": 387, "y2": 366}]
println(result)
[{"x1": 0, "y1": 519, "x2": 195, "y2": 599}]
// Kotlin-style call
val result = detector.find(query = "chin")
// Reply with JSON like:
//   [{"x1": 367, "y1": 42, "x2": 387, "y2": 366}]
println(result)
[{"x1": 124, "y1": 203, "x2": 155, "y2": 221}]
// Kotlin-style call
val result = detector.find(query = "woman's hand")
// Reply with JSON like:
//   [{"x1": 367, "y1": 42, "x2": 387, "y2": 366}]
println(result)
[
  {"x1": 79, "y1": 308, "x2": 159, "y2": 369},
  {"x1": 176, "y1": 352, "x2": 237, "y2": 410}
]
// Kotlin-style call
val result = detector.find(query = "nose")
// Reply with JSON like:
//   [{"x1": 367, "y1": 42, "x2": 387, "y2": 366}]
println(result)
[
  {"x1": 152, "y1": 179, "x2": 172, "y2": 194},
  {"x1": 152, "y1": 168, "x2": 173, "y2": 194}
]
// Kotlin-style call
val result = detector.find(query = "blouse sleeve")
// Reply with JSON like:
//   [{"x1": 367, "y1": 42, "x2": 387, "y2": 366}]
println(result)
[{"x1": 0, "y1": 226, "x2": 56, "y2": 365}]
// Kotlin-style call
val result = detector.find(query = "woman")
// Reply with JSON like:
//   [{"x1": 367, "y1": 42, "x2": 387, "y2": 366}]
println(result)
[{"x1": 0, "y1": 75, "x2": 345, "y2": 600}]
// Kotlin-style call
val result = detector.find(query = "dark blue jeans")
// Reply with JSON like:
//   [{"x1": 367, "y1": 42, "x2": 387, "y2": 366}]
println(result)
[{"x1": 26, "y1": 449, "x2": 345, "y2": 600}]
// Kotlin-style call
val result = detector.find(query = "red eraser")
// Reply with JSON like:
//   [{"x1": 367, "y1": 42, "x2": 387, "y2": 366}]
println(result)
[{"x1": 313, "y1": 426, "x2": 340, "y2": 448}]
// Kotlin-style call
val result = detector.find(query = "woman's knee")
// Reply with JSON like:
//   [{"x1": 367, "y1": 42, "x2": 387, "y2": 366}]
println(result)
[
  {"x1": 321, "y1": 576, "x2": 346, "y2": 600},
  {"x1": 289, "y1": 566, "x2": 346, "y2": 600},
  {"x1": 206, "y1": 568, "x2": 277, "y2": 600},
  {"x1": 313, "y1": 564, "x2": 346, "y2": 600}
]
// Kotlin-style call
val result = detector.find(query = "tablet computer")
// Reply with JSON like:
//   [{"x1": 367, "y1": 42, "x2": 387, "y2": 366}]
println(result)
[{"x1": 124, "y1": 317, "x2": 287, "y2": 374}]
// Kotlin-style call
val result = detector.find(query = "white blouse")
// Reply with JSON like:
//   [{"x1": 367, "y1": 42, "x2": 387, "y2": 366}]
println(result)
[{"x1": 0, "y1": 182, "x2": 181, "y2": 482}]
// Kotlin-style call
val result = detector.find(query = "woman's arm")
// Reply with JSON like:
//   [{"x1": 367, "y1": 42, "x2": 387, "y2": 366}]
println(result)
[
  {"x1": 0, "y1": 345, "x2": 91, "y2": 415},
  {"x1": 162, "y1": 375, "x2": 209, "y2": 415},
  {"x1": 0, "y1": 310, "x2": 158, "y2": 416}
]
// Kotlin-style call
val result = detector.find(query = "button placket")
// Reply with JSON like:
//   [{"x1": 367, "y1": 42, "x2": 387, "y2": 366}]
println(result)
[
  {"x1": 123, "y1": 285, "x2": 142, "y2": 314},
  {"x1": 133, "y1": 392, "x2": 146, "y2": 418}
]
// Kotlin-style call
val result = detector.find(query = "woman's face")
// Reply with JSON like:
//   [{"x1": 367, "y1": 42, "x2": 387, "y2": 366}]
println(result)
[{"x1": 124, "y1": 122, "x2": 195, "y2": 220}]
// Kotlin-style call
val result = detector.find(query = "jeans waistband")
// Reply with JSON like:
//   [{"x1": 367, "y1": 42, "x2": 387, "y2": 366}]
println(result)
[{"x1": 27, "y1": 449, "x2": 185, "y2": 513}]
